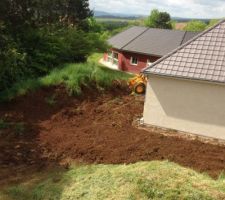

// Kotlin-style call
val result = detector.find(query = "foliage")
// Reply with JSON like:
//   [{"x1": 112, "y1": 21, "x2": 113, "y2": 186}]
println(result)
[
  {"x1": 184, "y1": 20, "x2": 207, "y2": 32},
  {"x1": 2, "y1": 161, "x2": 225, "y2": 200},
  {"x1": 206, "y1": 19, "x2": 221, "y2": 29},
  {"x1": 0, "y1": 26, "x2": 109, "y2": 91},
  {"x1": 0, "y1": 0, "x2": 93, "y2": 28},
  {"x1": 171, "y1": 20, "x2": 177, "y2": 29},
  {"x1": 0, "y1": 55, "x2": 132, "y2": 101},
  {"x1": 66, "y1": 0, "x2": 93, "y2": 29},
  {"x1": 96, "y1": 18, "x2": 145, "y2": 36},
  {"x1": 0, "y1": 0, "x2": 110, "y2": 92},
  {"x1": 144, "y1": 9, "x2": 172, "y2": 29}
]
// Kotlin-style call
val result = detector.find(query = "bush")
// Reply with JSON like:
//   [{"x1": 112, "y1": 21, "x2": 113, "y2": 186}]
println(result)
[
  {"x1": 184, "y1": 20, "x2": 207, "y2": 32},
  {"x1": 0, "y1": 60, "x2": 132, "y2": 101},
  {"x1": 0, "y1": 25, "x2": 28, "y2": 91},
  {"x1": 0, "y1": 25, "x2": 108, "y2": 92}
]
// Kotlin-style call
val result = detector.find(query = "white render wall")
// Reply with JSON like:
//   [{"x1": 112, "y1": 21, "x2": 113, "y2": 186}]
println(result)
[{"x1": 143, "y1": 75, "x2": 225, "y2": 140}]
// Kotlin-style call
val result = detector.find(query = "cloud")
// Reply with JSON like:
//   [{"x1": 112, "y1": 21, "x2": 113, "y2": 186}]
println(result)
[{"x1": 89, "y1": 0, "x2": 225, "y2": 18}]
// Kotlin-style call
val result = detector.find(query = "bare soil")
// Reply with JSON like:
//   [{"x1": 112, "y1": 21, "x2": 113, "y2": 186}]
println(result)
[
  {"x1": 1, "y1": 84, "x2": 225, "y2": 186},
  {"x1": 175, "y1": 22, "x2": 187, "y2": 30}
]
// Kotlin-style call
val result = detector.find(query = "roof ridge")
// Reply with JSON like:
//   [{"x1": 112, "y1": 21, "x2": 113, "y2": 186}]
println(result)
[
  {"x1": 142, "y1": 19, "x2": 225, "y2": 73},
  {"x1": 120, "y1": 27, "x2": 149, "y2": 50},
  {"x1": 180, "y1": 31, "x2": 187, "y2": 46},
  {"x1": 147, "y1": 27, "x2": 188, "y2": 33}
]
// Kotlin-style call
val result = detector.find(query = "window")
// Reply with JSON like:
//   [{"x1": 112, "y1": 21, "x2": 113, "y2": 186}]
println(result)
[
  {"x1": 107, "y1": 51, "x2": 113, "y2": 62},
  {"x1": 108, "y1": 51, "x2": 119, "y2": 66},
  {"x1": 112, "y1": 52, "x2": 118, "y2": 66},
  {"x1": 147, "y1": 59, "x2": 152, "y2": 67},
  {"x1": 130, "y1": 57, "x2": 138, "y2": 65},
  {"x1": 113, "y1": 52, "x2": 118, "y2": 60}
]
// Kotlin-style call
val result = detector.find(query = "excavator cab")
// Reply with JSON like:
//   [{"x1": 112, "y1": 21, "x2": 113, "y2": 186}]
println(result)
[{"x1": 128, "y1": 73, "x2": 147, "y2": 94}]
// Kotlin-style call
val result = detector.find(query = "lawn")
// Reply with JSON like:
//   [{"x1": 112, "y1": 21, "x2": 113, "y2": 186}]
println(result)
[{"x1": 1, "y1": 161, "x2": 225, "y2": 200}]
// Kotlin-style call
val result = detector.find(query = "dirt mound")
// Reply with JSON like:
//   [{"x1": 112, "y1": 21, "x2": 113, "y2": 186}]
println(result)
[{"x1": 1, "y1": 84, "x2": 225, "y2": 185}]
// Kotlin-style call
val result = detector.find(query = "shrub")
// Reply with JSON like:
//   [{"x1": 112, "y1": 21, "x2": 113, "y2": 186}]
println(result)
[
  {"x1": 0, "y1": 25, "x2": 28, "y2": 91},
  {"x1": 0, "y1": 25, "x2": 108, "y2": 92},
  {"x1": 184, "y1": 20, "x2": 207, "y2": 32}
]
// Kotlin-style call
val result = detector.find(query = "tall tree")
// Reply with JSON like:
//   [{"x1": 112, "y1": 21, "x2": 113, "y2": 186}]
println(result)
[
  {"x1": 68, "y1": 0, "x2": 93, "y2": 22},
  {"x1": 145, "y1": 9, "x2": 172, "y2": 29},
  {"x1": 0, "y1": 0, "x2": 93, "y2": 29}
]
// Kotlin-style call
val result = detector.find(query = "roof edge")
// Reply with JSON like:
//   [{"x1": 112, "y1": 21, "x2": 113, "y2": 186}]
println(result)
[
  {"x1": 142, "y1": 19, "x2": 225, "y2": 74},
  {"x1": 147, "y1": 72, "x2": 225, "y2": 86},
  {"x1": 118, "y1": 49, "x2": 163, "y2": 58}
]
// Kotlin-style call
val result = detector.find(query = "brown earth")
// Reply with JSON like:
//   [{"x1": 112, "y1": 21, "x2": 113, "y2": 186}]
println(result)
[
  {"x1": 1, "y1": 84, "x2": 225, "y2": 186},
  {"x1": 175, "y1": 22, "x2": 187, "y2": 30}
]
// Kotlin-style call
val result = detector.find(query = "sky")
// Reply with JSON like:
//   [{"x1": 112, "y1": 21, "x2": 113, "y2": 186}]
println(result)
[{"x1": 89, "y1": 0, "x2": 225, "y2": 19}]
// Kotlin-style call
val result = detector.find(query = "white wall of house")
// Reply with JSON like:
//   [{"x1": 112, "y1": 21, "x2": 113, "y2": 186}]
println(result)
[{"x1": 143, "y1": 75, "x2": 225, "y2": 140}]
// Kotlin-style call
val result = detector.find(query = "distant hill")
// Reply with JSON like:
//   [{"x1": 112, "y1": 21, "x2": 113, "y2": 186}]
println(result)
[
  {"x1": 172, "y1": 17, "x2": 210, "y2": 23},
  {"x1": 94, "y1": 11, "x2": 110, "y2": 17},
  {"x1": 94, "y1": 10, "x2": 145, "y2": 19},
  {"x1": 94, "y1": 10, "x2": 211, "y2": 23}
]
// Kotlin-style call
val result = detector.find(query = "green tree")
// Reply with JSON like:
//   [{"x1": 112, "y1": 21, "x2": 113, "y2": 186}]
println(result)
[
  {"x1": 67, "y1": 0, "x2": 93, "y2": 24},
  {"x1": 0, "y1": 0, "x2": 93, "y2": 29},
  {"x1": 0, "y1": 0, "x2": 108, "y2": 91},
  {"x1": 206, "y1": 19, "x2": 220, "y2": 29},
  {"x1": 184, "y1": 20, "x2": 207, "y2": 32},
  {"x1": 144, "y1": 9, "x2": 172, "y2": 29}
]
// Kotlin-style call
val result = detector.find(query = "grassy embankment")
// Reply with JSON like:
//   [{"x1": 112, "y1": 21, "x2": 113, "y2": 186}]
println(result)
[
  {"x1": 0, "y1": 54, "x2": 132, "y2": 102},
  {"x1": 1, "y1": 161, "x2": 225, "y2": 200}
]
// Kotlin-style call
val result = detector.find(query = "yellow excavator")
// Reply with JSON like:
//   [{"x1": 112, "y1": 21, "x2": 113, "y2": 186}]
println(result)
[{"x1": 128, "y1": 73, "x2": 147, "y2": 94}]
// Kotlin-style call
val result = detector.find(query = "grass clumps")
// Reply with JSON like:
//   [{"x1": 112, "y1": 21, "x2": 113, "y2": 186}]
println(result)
[
  {"x1": 0, "y1": 54, "x2": 132, "y2": 102},
  {"x1": 0, "y1": 119, "x2": 8, "y2": 129},
  {"x1": 45, "y1": 95, "x2": 57, "y2": 106},
  {"x1": 0, "y1": 119, "x2": 26, "y2": 136},
  {"x1": 2, "y1": 161, "x2": 225, "y2": 200}
]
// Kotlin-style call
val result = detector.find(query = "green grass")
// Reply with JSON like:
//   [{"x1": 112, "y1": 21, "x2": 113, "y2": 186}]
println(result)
[
  {"x1": 0, "y1": 53, "x2": 132, "y2": 102},
  {"x1": 2, "y1": 161, "x2": 225, "y2": 200}
]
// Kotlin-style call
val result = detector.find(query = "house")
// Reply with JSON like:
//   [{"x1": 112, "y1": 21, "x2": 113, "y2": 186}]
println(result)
[
  {"x1": 142, "y1": 19, "x2": 225, "y2": 140},
  {"x1": 101, "y1": 26, "x2": 199, "y2": 73}
]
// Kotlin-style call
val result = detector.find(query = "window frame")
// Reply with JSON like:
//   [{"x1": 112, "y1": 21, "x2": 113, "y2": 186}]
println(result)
[
  {"x1": 112, "y1": 52, "x2": 119, "y2": 66},
  {"x1": 130, "y1": 57, "x2": 138, "y2": 66},
  {"x1": 107, "y1": 51, "x2": 113, "y2": 63},
  {"x1": 146, "y1": 59, "x2": 152, "y2": 67}
]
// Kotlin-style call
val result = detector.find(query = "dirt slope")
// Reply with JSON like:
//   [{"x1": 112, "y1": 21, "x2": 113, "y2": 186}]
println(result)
[{"x1": 1, "y1": 85, "x2": 225, "y2": 185}]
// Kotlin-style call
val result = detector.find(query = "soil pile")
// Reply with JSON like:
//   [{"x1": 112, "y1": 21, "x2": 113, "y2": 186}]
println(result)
[{"x1": 1, "y1": 85, "x2": 225, "y2": 185}]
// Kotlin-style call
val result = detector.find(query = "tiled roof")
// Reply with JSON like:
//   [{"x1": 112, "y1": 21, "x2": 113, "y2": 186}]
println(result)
[
  {"x1": 108, "y1": 27, "x2": 199, "y2": 57},
  {"x1": 181, "y1": 31, "x2": 199, "y2": 44},
  {"x1": 143, "y1": 20, "x2": 225, "y2": 84},
  {"x1": 123, "y1": 28, "x2": 186, "y2": 56},
  {"x1": 108, "y1": 26, "x2": 147, "y2": 49}
]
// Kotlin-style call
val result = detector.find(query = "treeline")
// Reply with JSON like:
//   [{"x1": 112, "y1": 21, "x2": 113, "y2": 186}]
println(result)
[
  {"x1": 182, "y1": 19, "x2": 220, "y2": 32},
  {"x1": 97, "y1": 9, "x2": 221, "y2": 34},
  {"x1": 0, "y1": 0, "x2": 108, "y2": 91}
]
